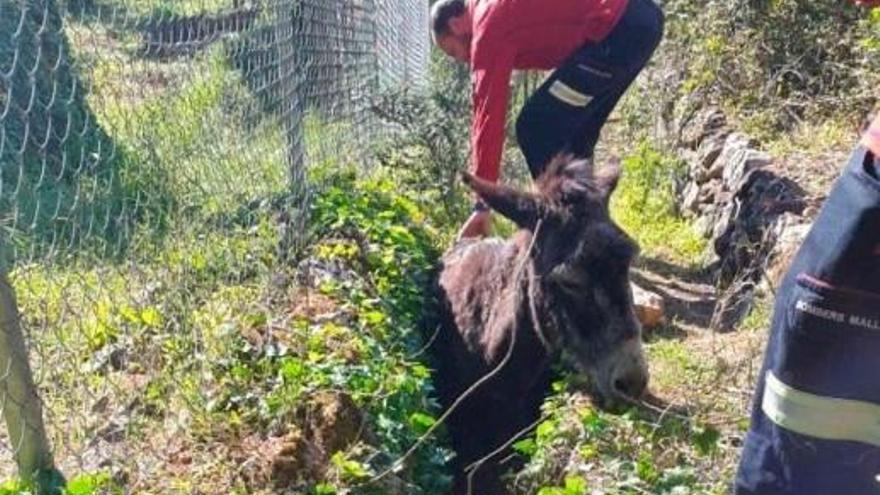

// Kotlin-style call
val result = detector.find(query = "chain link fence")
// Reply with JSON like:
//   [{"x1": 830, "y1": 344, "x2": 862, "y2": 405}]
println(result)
[{"x1": 0, "y1": 0, "x2": 429, "y2": 490}]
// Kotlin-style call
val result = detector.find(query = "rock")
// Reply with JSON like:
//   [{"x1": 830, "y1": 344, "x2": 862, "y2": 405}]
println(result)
[
  {"x1": 711, "y1": 282, "x2": 757, "y2": 333},
  {"x1": 693, "y1": 167, "x2": 710, "y2": 185},
  {"x1": 95, "y1": 418, "x2": 128, "y2": 443},
  {"x1": 83, "y1": 344, "x2": 127, "y2": 374},
  {"x1": 91, "y1": 395, "x2": 111, "y2": 414},
  {"x1": 632, "y1": 283, "x2": 666, "y2": 330},
  {"x1": 680, "y1": 107, "x2": 728, "y2": 149},
  {"x1": 712, "y1": 133, "x2": 748, "y2": 187},
  {"x1": 697, "y1": 134, "x2": 726, "y2": 170},
  {"x1": 766, "y1": 213, "x2": 812, "y2": 288},
  {"x1": 691, "y1": 134, "x2": 727, "y2": 184},
  {"x1": 725, "y1": 148, "x2": 773, "y2": 191},
  {"x1": 714, "y1": 170, "x2": 808, "y2": 290},
  {"x1": 698, "y1": 180, "x2": 721, "y2": 205},
  {"x1": 670, "y1": 108, "x2": 818, "y2": 333},
  {"x1": 695, "y1": 195, "x2": 722, "y2": 217},
  {"x1": 694, "y1": 214, "x2": 716, "y2": 239},
  {"x1": 712, "y1": 133, "x2": 771, "y2": 192},
  {"x1": 682, "y1": 182, "x2": 702, "y2": 215},
  {"x1": 712, "y1": 202, "x2": 737, "y2": 249}
]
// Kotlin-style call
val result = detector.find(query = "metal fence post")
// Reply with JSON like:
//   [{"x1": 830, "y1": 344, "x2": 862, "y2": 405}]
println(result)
[
  {"x1": 0, "y1": 253, "x2": 54, "y2": 482},
  {"x1": 274, "y1": 0, "x2": 310, "y2": 258}
]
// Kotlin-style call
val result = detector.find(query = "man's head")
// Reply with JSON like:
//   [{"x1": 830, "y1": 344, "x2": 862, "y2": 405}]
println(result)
[{"x1": 430, "y1": 0, "x2": 472, "y2": 63}]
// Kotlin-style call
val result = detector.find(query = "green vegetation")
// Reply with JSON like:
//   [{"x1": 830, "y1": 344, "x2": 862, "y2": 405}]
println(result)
[
  {"x1": 0, "y1": 471, "x2": 117, "y2": 495},
  {"x1": 611, "y1": 143, "x2": 707, "y2": 264},
  {"x1": 10, "y1": 166, "x2": 451, "y2": 494},
  {"x1": 0, "y1": 0, "x2": 122, "y2": 261},
  {"x1": 5, "y1": 0, "x2": 871, "y2": 492},
  {"x1": 370, "y1": 55, "x2": 473, "y2": 240},
  {"x1": 67, "y1": 0, "x2": 240, "y2": 18},
  {"x1": 512, "y1": 383, "x2": 728, "y2": 495},
  {"x1": 654, "y1": 0, "x2": 880, "y2": 142},
  {"x1": 2, "y1": 5, "x2": 450, "y2": 492}
]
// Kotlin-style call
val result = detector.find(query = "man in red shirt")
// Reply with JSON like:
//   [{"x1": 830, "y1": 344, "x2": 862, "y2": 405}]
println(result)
[{"x1": 431, "y1": 0, "x2": 664, "y2": 238}]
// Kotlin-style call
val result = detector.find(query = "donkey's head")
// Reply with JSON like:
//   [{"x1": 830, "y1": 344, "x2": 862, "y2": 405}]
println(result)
[{"x1": 463, "y1": 155, "x2": 648, "y2": 407}]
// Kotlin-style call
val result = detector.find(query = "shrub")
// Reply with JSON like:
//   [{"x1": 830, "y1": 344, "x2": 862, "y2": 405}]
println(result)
[{"x1": 632, "y1": 0, "x2": 880, "y2": 141}]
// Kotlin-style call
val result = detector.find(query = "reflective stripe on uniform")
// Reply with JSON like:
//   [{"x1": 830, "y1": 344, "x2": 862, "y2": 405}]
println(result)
[
  {"x1": 762, "y1": 371, "x2": 880, "y2": 448},
  {"x1": 548, "y1": 81, "x2": 592, "y2": 107}
]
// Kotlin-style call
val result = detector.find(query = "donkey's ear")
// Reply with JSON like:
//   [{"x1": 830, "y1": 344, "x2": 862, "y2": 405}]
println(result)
[
  {"x1": 462, "y1": 172, "x2": 541, "y2": 228},
  {"x1": 594, "y1": 157, "x2": 622, "y2": 200}
]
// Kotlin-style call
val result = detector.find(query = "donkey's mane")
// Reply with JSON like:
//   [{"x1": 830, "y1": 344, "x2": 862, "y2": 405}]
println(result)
[{"x1": 534, "y1": 154, "x2": 607, "y2": 205}]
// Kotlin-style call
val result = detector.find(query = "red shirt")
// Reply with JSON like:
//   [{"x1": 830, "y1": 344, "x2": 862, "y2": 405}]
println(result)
[{"x1": 468, "y1": 0, "x2": 629, "y2": 182}]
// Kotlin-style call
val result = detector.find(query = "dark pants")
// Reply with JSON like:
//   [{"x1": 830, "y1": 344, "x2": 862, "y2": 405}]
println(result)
[
  {"x1": 734, "y1": 146, "x2": 880, "y2": 494},
  {"x1": 515, "y1": 0, "x2": 664, "y2": 178}
]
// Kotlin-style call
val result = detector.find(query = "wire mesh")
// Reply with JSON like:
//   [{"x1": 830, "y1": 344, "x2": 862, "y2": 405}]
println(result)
[{"x1": 0, "y1": 0, "x2": 429, "y2": 489}]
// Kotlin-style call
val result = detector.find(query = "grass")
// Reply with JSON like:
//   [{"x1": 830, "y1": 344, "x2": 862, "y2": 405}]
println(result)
[
  {"x1": 611, "y1": 142, "x2": 708, "y2": 265},
  {"x1": 513, "y1": 300, "x2": 771, "y2": 495},
  {"x1": 512, "y1": 387, "x2": 729, "y2": 494},
  {"x1": 508, "y1": 139, "x2": 772, "y2": 494},
  {"x1": 3, "y1": 17, "x2": 291, "y2": 264},
  {"x1": 0, "y1": 472, "x2": 118, "y2": 495},
  {"x1": 80, "y1": 34, "x2": 289, "y2": 220},
  {"x1": 5, "y1": 168, "x2": 451, "y2": 494},
  {"x1": 1, "y1": 2, "x2": 803, "y2": 493},
  {"x1": 68, "y1": 0, "x2": 240, "y2": 18},
  {"x1": 2, "y1": 10, "x2": 451, "y2": 494}
]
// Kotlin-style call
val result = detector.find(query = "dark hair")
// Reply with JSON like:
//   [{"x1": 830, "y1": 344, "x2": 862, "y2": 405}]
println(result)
[{"x1": 431, "y1": 0, "x2": 466, "y2": 38}]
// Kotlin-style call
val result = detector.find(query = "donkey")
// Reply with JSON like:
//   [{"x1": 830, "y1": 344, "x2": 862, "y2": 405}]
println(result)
[{"x1": 431, "y1": 155, "x2": 649, "y2": 494}]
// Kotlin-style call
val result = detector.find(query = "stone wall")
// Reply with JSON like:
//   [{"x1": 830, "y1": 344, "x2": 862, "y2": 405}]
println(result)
[{"x1": 674, "y1": 109, "x2": 814, "y2": 331}]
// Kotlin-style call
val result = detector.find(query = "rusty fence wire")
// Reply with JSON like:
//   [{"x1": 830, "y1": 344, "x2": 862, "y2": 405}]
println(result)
[{"x1": 0, "y1": 0, "x2": 429, "y2": 490}]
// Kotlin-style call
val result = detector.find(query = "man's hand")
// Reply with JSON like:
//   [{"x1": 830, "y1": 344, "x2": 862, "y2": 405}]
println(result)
[{"x1": 456, "y1": 210, "x2": 492, "y2": 241}]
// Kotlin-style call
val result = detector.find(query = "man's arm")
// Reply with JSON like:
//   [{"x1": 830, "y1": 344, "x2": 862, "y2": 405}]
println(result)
[{"x1": 471, "y1": 49, "x2": 515, "y2": 183}]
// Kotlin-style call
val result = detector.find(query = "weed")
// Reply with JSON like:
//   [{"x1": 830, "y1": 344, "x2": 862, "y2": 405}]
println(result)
[{"x1": 611, "y1": 142, "x2": 707, "y2": 264}]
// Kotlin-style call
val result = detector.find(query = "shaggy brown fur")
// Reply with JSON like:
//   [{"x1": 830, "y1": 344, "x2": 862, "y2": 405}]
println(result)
[{"x1": 431, "y1": 155, "x2": 648, "y2": 494}]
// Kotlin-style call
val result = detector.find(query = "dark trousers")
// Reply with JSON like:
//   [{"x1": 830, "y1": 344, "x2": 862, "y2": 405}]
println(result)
[
  {"x1": 734, "y1": 146, "x2": 880, "y2": 494},
  {"x1": 515, "y1": 0, "x2": 664, "y2": 178}
]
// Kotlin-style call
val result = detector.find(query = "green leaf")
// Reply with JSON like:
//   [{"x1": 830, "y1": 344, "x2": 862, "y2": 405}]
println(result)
[
  {"x1": 279, "y1": 358, "x2": 307, "y2": 382},
  {"x1": 636, "y1": 452, "x2": 659, "y2": 483},
  {"x1": 361, "y1": 310, "x2": 386, "y2": 326},
  {"x1": 551, "y1": 380, "x2": 566, "y2": 393},
  {"x1": 563, "y1": 476, "x2": 588, "y2": 495},
  {"x1": 65, "y1": 472, "x2": 112, "y2": 495},
  {"x1": 411, "y1": 363, "x2": 431, "y2": 379},
  {"x1": 409, "y1": 412, "x2": 437, "y2": 434},
  {"x1": 692, "y1": 425, "x2": 721, "y2": 456},
  {"x1": 0, "y1": 478, "x2": 32, "y2": 495},
  {"x1": 579, "y1": 444, "x2": 598, "y2": 460},
  {"x1": 512, "y1": 438, "x2": 537, "y2": 457},
  {"x1": 581, "y1": 409, "x2": 608, "y2": 435},
  {"x1": 140, "y1": 307, "x2": 163, "y2": 327},
  {"x1": 313, "y1": 483, "x2": 337, "y2": 495},
  {"x1": 536, "y1": 420, "x2": 557, "y2": 440},
  {"x1": 331, "y1": 452, "x2": 371, "y2": 481},
  {"x1": 655, "y1": 466, "x2": 697, "y2": 491}
]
